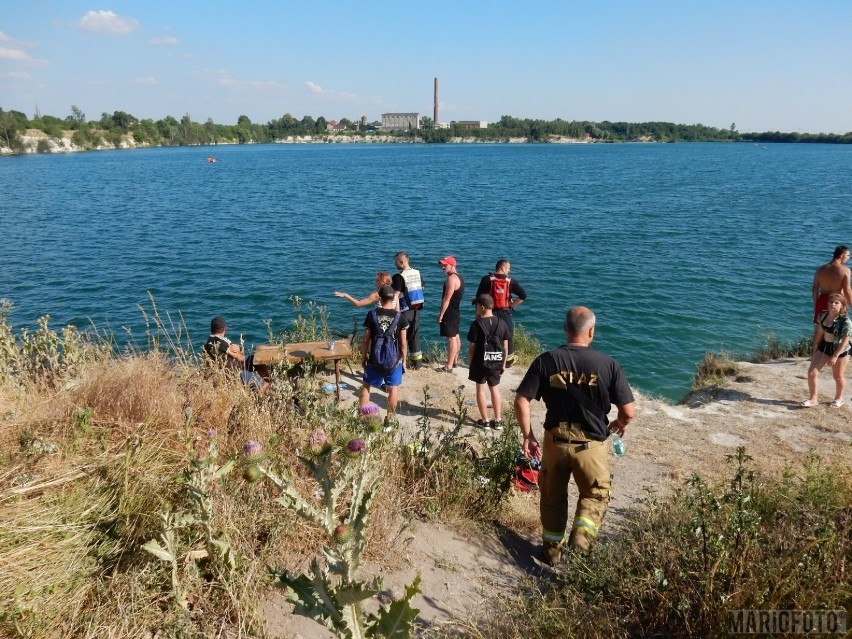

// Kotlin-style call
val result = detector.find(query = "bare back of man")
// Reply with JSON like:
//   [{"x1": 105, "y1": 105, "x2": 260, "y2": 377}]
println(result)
[{"x1": 812, "y1": 246, "x2": 852, "y2": 323}]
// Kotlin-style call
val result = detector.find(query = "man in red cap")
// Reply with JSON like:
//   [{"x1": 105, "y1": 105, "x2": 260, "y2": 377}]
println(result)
[{"x1": 436, "y1": 256, "x2": 464, "y2": 372}]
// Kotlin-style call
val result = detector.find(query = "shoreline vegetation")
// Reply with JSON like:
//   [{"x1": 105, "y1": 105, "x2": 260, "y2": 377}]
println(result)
[
  {"x1": 1, "y1": 301, "x2": 848, "y2": 638},
  {"x1": 2, "y1": 106, "x2": 851, "y2": 155}
]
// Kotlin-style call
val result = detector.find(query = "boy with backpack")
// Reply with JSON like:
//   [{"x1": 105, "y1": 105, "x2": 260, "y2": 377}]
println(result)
[
  {"x1": 360, "y1": 285, "x2": 409, "y2": 419},
  {"x1": 467, "y1": 294, "x2": 511, "y2": 430},
  {"x1": 473, "y1": 260, "x2": 527, "y2": 366}
]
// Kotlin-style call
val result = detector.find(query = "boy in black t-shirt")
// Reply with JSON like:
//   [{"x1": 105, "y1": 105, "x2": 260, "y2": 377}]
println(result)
[
  {"x1": 360, "y1": 286, "x2": 409, "y2": 420},
  {"x1": 203, "y1": 315, "x2": 269, "y2": 393},
  {"x1": 466, "y1": 294, "x2": 510, "y2": 430}
]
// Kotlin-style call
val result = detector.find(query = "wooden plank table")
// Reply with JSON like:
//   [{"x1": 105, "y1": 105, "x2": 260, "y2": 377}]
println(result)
[{"x1": 253, "y1": 339, "x2": 353, "y2": 401}]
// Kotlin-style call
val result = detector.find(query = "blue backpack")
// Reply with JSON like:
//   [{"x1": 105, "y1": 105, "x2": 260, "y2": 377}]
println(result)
[{"x1": 369, "y1": 310, "x2": 402, "y2": 373}]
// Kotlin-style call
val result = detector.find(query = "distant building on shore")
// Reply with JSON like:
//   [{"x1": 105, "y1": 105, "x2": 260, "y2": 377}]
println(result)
[
  {"x1": 381, "y1": 113, "x2": 420, "y2": 131},
  {"x1": 452, "y1": 120, "x2": 488, "y2": 130}
]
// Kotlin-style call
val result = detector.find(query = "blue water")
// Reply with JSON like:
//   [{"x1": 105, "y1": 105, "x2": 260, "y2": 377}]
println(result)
[{"x1": 2, "y1": 143, "x2": 850, "y2": 400}]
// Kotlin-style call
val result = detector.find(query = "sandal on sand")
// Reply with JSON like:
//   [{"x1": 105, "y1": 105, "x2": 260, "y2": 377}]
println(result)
[
  {"x1": 800, "y1": 399, "x2": 818, "y2": 408},
  {"x1": 436, "y1": 366, "x2": 453, "y2": 373},
  {"x1": 830, "y1": 399, "x2": 845, "y2": 408}
]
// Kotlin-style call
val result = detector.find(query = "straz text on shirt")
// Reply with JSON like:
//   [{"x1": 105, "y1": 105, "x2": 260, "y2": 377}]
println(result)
[{"x1": 549, "y1": 370, "x2": 599, "y2": 389}]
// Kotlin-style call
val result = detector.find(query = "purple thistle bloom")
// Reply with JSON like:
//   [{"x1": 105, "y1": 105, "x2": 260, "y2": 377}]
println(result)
[
  {"x1": 206, "y1": 428, "x2": 217, "y2": 438},
  {"x1": 347, "y1": 438, "x2": 365, "y2": 455},
  {"x1": 360, "y1": 403, "x2": 381, "y2": 416},
  {"x1": 242, "y1": 440, "x2": 262, "y2": 457}
]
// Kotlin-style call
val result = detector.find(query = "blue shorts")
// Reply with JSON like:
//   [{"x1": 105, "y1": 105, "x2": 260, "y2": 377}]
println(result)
[{"x1": 363, "y1": 363, "x2": 403, "y2": 387}]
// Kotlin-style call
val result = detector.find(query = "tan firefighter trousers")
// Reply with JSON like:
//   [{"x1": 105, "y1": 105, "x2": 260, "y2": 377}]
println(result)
[{"x1": 539, "y1": 422, "x2": 611, "y2": 552}]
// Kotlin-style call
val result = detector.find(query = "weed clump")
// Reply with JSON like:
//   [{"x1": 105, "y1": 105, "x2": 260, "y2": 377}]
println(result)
[
  {"x1": 509, "y1": 323, "x2": 542, "y2": 368},
  {"x1": 753, "y1": 331, "x2": 813, "y2": 362},
  {"x1": 691, "y1": 350, "x2": 739, "y2": 391}
]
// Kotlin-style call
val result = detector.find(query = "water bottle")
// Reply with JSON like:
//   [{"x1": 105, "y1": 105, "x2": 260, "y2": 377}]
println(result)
[{"x1": 610, "y1": 431, "x2": 626, "y2": 457}]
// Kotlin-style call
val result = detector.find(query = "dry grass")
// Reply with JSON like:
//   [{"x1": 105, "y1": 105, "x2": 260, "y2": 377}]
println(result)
[
  {"x1": 71, "y1": 353, "x2": 186, "y2": 428},
  {"x1": 0, "y1": 345, "x2": 483, "y2": 637},
  {"x1": 690, "y1": 350, "x2": 739, "y2": 392},
  {"x1": 0, "y1": 351, "x2": 290, "y2": 637}
]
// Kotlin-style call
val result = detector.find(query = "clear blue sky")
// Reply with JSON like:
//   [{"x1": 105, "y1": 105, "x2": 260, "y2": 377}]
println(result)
[{"x1": 2, "y1": 1, "x2": 850, "y2": 133}]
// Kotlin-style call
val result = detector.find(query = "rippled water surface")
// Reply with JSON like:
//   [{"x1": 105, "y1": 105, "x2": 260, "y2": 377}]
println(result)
[{"x1": 2, "y1": 142, "x2": 850, "y2": 399}]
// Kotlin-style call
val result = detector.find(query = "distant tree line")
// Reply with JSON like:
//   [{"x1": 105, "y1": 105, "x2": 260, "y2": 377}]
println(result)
[{"x1": 1, "y1": 106, "x2": 850, "y2": 153}]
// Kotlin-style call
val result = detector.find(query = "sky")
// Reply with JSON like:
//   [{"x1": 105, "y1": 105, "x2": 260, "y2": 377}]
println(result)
[{"x1": 1, "y1": 1, "x2": 850, "y2": 133}]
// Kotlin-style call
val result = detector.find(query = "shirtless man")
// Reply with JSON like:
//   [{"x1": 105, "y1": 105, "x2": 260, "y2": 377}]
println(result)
[{"x1": 813, "y1": 245, "x2": 852, "y2": 323}]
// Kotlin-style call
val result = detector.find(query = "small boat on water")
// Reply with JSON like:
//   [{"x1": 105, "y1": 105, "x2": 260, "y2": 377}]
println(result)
[{"x1": 207, "y1": 156, "x2": 217, "y2": 163}]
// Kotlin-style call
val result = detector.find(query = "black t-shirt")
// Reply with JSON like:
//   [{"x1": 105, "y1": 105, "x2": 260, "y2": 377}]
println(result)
[
  {"x1": 516, "y1": 344, "x2": 634, "y2": 440},
  {"x1": 466, "y1": 315, "x2": 511, "y2": 367},
  {"x1": 363, "y1": 308, "x2": 410, "y2": 340},
  {"x1": 204, "y1": 335, "x2": 241, "y2": 371}
]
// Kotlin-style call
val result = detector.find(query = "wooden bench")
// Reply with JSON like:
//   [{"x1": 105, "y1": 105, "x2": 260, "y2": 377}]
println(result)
[{"x1": 253, "y1": 339, "x2": 354, "y2": 401}]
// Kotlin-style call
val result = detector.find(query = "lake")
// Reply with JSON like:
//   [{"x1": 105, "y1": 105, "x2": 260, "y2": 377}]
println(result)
[{"x1": 2, "y1": 141, "x2": 850, "y2": 400}]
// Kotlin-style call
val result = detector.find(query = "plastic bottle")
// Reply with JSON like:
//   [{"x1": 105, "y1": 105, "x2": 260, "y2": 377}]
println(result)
[{"x1": 610, "y1": 431, "x2": 626, "y2": 457}]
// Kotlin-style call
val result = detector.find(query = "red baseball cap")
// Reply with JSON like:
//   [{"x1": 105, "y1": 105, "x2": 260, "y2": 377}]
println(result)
[{"x1": 437, "y1": 256, "x2": 457, "y2": 266}]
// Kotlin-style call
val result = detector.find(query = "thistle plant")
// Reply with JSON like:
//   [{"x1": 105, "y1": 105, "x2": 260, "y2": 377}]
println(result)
[
  {"x1": 0, "y1": 304, "x2": 87, "y2": 385},
  {"x1": 142, "y1": 419, "x2": 236, "y2": 609},
  {"x1": 256, "y1": 427, "x2": 420, "y2": 639}
]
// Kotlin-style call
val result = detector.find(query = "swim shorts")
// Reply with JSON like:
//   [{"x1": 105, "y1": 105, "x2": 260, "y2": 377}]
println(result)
[
  {"x1": 814, "y1": 293, "x2": 829, "y2": 324},
  {"x1": 363, "y1": 363, "x2": 403, "y2": 387}
]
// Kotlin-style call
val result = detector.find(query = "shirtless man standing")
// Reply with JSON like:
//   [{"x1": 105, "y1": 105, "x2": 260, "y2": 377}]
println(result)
[{"x1": 813, "y1": 245, "x2": 852, "y2": 323}]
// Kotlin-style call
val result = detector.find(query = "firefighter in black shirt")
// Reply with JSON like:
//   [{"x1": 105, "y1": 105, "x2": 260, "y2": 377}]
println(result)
[{"x1": 515, "y1": 306, "x2": 635, "y2": 565}]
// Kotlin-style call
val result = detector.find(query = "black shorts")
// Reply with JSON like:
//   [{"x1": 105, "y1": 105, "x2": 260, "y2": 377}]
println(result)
[
  {"x1": 440, "y1": 315, "x2": 460, "y2": 338},
  {"x1": 818, "y1": 340, "x2": 850, "y2": 358},
  {"x1": 468, "y1": 365, "x2": 502, "y2": 387}
]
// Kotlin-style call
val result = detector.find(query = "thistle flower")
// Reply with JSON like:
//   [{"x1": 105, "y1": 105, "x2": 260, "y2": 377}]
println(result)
[
  {"x1": 242, "y1": 440, "x2": 262, "y2": 458},
  {"x1": 206, "y1": 428, "x2": 217, "y2": 438},
  {"x1": 307, "y1": 429, "x2": 332, "y2": 456},
  {"x1": 333, "y1": 524, "x2": 351, "y2": 544},
  {"x1": 346, "y1": 438, "x2": 365, "y2": 457},
  {"x1": 242, "y1": 465, "x2": 262, "y2": 483},
  {"x1": 364, "y1": 416, "x2": 383, "y2": 434},
  {"x1": 309, "y1": 428, "x2": 328, "y2": 447},
  {"x1": 360, "y1": 403, "x2": 381, "y2": 417}
]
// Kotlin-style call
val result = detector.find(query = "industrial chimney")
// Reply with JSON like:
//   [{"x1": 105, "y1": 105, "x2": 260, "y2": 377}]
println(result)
[{"x1": 433, "y1": 77, "x2": 439, "y2": 127}]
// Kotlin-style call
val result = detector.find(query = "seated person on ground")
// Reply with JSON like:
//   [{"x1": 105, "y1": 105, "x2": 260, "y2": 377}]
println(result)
[{"x1": 203, "y1": 315, "x2": 270, "y2": 393}]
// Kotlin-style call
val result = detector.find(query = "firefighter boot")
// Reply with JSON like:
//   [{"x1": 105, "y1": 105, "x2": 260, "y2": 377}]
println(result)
[{"x1": 541, "y1": 540, "x2": 562, "y2": 566}]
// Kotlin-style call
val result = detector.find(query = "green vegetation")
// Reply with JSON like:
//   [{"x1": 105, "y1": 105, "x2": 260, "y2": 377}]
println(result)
[
  {"x1": 510, "y1": 323, "x2": 543, "y2": 368},
  {"x1": 753, "y1": 331, "x2": 813, "y2": 362},
  {"x1": 3, "y1": 106, "x2": 851, "y2": 154},
  {"x1": 689, "y1": 332, "x2": 815, "y2": 394},
  {"x1": 0, "y1": 301, "x2": 518, "y2": 638},
  {"x1": 439, "y1": 449, "x2": 850, "y2": 639}
]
